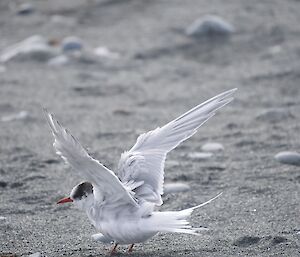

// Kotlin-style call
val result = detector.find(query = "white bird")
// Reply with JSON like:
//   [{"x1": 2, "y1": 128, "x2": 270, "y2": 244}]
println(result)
[{"x1": 44, "y1": 88, "x2": 236, "y2": 254}]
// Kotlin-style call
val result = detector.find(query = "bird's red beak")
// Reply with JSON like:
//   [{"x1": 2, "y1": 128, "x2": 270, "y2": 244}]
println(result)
[{"x1": 57, "y1": 197, "x2": 73, "y2": 204}]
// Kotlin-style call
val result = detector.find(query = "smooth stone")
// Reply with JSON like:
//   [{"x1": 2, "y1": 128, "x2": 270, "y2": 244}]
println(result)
[
  {"x1": 164, "y1": 182, "x2": 190, "y2": 194},
  {"x1": 17, "y1": 3, "x2": 35, "y2": 15},
  {"x1": 186, "y1": 15, "x2": 234, "y2": 38},
  {"x1": 62, "y1": 36, "x2": 83, "y2": 52},
  {"x1": 94, "y1": 46, "x2": 120, "y2": 59},
  {"x1": 0, "y1": 216, "x2": 7, "y2": 221},
  {"x1": 48, "y1": 55, "x2": 69, "y2": 66},
  {"x1": 187, "y1": 152, "x2": 213, "y2": 160},
  {"x1": 275, "y1": 151, "x2": 300, "y2": 166},
  {"x1": 1, "y1": 111, "x2": 29, "y2": 122},
  {"x1": 28, "y1": 252, "x2": 41, "y2": 257},
  {"x1": 201, "y1": 142, "x2": 224, "y2": 152},
  {"x1": 0, "y1": 35, "x2": 57, "y2": 63},
  {"x1": 256, "y1": 109, "x2": 294, "y2": 123}
]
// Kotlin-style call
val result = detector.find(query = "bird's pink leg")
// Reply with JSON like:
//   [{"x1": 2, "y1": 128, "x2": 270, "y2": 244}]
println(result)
[
  {"x1": 128, "y1": 244, "x2": 134, "y2": 253},
  {"x1": 110, "y1": 243, "x2": 118, "y2": 256}
]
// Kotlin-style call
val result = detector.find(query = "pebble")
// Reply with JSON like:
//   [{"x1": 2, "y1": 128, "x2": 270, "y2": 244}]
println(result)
[
  {"x1": 201, "y1": 142, "x2": 224, "y2": 152},
  {"x1": 0, "y1": 181, "x2": 8, "y2": 187},
  {"x1": 17, "y1": 3, "x2": 35, "y2": 15},
  {"x1": 275, "y1": 151, "x2": 300, "y2": 166},
  {"x1": 0, "y1": 216, "x2": 7, "y2": 221},
  {"x1": 256, "y1": 109, "x2": 294, "y2": 123},
  {"x1": 187, "y1": 152, "x2": 213, "y2": 160},
  {"x1": 0, "y1": 35, "x2": 57, "y2": 63},
  {"x1": 48, "y1": 55, "x2": 69, "y2": 66},
  {"x1": 94, "y1": 46, "x2": 120, "y2": 59},
  {"x1": 164, "y1": 182, "x2": 190, "y2": 194},
  {"x1": 62, "y1": 36, "x2": 83, "y2": 52},
  {"x1": 1, "y1": 111, "x2": 29, "y2": 122},
  {"x1": 186, "y1": 15, "x2": 235, "y2": 38},
  {"x1": 28, "y1": 252, "x2": 41, "y2": 257},
  {"x1": 233, "y1": 236, "x2": 261, "y2": 247}
]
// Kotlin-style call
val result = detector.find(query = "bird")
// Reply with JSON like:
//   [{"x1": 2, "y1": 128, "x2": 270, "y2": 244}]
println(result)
[{"x1": 44, "y1": 88, "x2": 236, "y2": 255}]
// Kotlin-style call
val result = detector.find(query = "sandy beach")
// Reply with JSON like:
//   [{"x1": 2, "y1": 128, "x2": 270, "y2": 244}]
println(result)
[{"x1": 0, "y1": 0, "x2": 299, "y2": 256}]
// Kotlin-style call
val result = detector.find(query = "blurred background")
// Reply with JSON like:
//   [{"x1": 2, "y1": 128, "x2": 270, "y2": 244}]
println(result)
[{"x1": 0, "y1": 0, "x2": 299, "y2": 256}]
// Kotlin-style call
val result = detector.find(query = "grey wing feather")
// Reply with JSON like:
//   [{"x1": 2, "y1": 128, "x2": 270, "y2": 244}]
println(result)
[
  {"x1": 44, "y1": 109, "x2": 138, "y2": 207},
  {"x1": 117, "y1": 89, "x2": 236, "y2": 205}
]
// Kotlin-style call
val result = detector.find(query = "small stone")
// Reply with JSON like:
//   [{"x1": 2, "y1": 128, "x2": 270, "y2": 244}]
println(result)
[
  {"x1": 62, "y1": 36, "x2": 83, "y2": 52},
  {"x1": 233, "y1": 236, "x2": 261, "y2": 247},
  {"x1": 1, "y1": 111, "x2": 29, "y2": 122},
  {"x1": 28, "y1": 252, "x2": 41, "y2": 257},
  {"x1": 275, "y1": 151, "x2": 300, "y2": 166},
  {"x1": 256, "y1": 109, "x2": 294, "y2": 123},
  {"x1": 0, "y1": 216, "x2": 7, "y2": 221},
  {"x1": 17, "y1": 3, "x2": 35, "y2": 15},
  {"x1": 271, "y1": 236, "x2": 287, "y2": 245},
  {"x1": 268, "y1": 45, "x2": 282, "y2": 56},
  {"x1": 201, "y1": 142, "x2": 224, "y2": 152},
  {"x1": 0, "y1": 35, "x2": 57, "y2": 63},
  {"x1": 0, "y1": 181, "x2": 8, "y2": 187},
  {"x1": 186, "y1": 15, "x2": 234, "y2": 38},
  {"x1": 187, "y1": 152, "x2": 213, "y2": 160},
  {"x1": 48, "y1": 55, "x2": 69, "y2": 66},
  {"x1": 94, "y1": 46, "x2": 120, "y2": 59},
  {"x1": 164, "y1": 182, "x2": 190, "y2": 194}
]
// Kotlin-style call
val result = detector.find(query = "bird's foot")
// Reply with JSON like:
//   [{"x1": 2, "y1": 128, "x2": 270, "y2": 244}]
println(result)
[
  {"x1": 109, "y1": 243, "x2": 118, "y2": 256},
  {"x1": 128, "y1": 244, "x2": 134, "y2": 253}
]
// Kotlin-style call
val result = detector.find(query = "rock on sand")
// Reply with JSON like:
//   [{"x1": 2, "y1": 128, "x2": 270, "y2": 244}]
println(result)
[
  {"x1": 164, "y1": 182, "x2": 190, "y2": 194},
  {"x1": 186, "y1": 15, "x2": 234, "y2": 38},
  {"x1": 201, "y1": 142, "x2": 224, "y2": 152},
  {"x1": 275, "y1": 151, "x2": 300, "y2": 166}
]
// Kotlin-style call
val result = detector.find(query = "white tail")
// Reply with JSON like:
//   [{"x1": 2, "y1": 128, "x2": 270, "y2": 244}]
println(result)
[{"x1": 149, "y1": 193, "x2": 222, "y2": 235}]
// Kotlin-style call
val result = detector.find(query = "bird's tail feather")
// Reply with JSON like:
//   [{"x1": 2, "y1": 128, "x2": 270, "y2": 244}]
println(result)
[{"x1": 149, "y1": 193, "x2": 222, "y2": 235}]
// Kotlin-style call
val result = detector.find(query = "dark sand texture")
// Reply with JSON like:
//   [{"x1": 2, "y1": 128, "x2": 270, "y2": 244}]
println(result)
[{"x1": 0, "y1": 0, "x2": 300, "y2": 256}]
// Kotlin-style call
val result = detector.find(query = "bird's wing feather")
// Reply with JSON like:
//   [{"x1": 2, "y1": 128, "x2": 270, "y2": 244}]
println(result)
[
  {"x1": 44, "y1": 110, "x2": 138, "y2": 207},
  {"x1": 117, "y1": 89, "x2": 236, "y2": 205}
]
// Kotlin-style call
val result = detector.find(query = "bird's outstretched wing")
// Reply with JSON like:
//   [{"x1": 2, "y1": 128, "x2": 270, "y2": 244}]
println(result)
[
  {"x1": 44, "y1": 110, "x2": 138, "y2": 208},
  {"x1": 117, "y1": 89, "x2": 237, "y2": 206}
]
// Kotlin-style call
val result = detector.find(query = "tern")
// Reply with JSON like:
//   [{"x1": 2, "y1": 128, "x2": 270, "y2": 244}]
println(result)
[{"x1": 45, "y1": 88, "x2": 236, "y2": 254}]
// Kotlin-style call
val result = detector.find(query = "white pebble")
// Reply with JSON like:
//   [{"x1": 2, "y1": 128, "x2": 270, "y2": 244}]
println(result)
[
  {"x1": 48, "y1": 55, "x2": 69, "y2": 66},
  {"x1": 1, "y1": 111, "x2": 29, "y2": 122},
  {"x1": 0, "y1": 35, "x2": 57, "y2": 63},
  {"x1": 28, "y1": 252, "x2": 41, "y2": 257},
  {"x1": 94, "y1": 46, "x2": 120, "y2": 59},
  {"x1": 187, "y1": 152, "x2": 213, "y2": 160},
  {"x1": 275, "y1": 151, "x2": 300, "y2": 166},
  {"x1": 164, "y1": 183, "x2": 190, "y2": 194},
  {"x1": 62, "y1": 36, "x2": 83, "y2": 52},
  {"x1": 201, "y1": 142, "x2": 224, "y2": 152},
  {"x1": 186, "y1": 15, "x2": 234, "y2": 38},
  {"x1": 0, "y1": 216, "x2": 7, "y2": 221}
]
